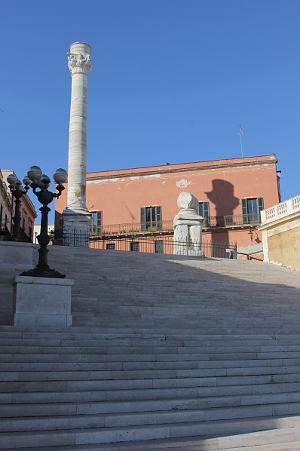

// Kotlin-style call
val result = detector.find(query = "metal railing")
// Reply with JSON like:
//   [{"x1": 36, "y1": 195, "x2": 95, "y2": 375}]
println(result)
[
  {"x1": 90, "y1": 220, "x2": 174, "y2": 237},
  {"x1": 88, "y1": 214, "x2": 260, "y2": 237},
  {"x1": 61, "y1": 231, "x2": 237, "y2": 259},
  {"x1": 203, "y1": 214, "x2": 261, "y2": 228}
]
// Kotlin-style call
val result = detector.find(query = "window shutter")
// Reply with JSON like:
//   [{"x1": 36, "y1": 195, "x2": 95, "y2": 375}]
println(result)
[
  {"x1": 204, "y1": 202, "x2": 209, "y2": 224},
  {"x1": 140, "y1": 208, "x2": 146, "y2": 231},
  {"x1": 97, "y1": 211, "x2": 102, "y2": 230},
  {"x1": 198, "y1": 203, "x2": 203, "y2": 217},
  {"x1": 242, "y1": 199, "x2": 247, "y2": 223},
  {"x1": 156, "y1": 206, "x2": 162, "y2": 228},
  {"x1": 258, "y1": 198, "x2": 264, "y2": 211}
]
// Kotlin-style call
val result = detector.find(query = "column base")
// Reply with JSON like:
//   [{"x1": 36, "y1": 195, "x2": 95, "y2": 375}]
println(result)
[{"x1": 62, "y1": 210, "x2": 91, "y2": 247}]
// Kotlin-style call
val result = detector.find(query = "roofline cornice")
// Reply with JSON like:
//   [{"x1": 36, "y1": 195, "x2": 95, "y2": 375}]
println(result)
[{"x1": 87, "y1": 157, "x2": 277, "y2": 182}]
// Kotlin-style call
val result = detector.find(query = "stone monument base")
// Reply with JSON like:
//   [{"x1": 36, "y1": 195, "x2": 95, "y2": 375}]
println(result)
[
  {"x1": 62, "y1": 210, "x2": 91, "y2": 247},
  {"x1": 14, "y1": 276, "x2": 74, "y2": 327}
]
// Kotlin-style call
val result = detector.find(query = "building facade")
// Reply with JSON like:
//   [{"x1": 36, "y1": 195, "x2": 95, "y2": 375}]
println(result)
[
  {"x1": 55, "y1": 154, "x2": 280, "y2": 255},
  {"x1": 0, "y1": 170, "x2": 36, "y2": 241},
  {"x1": 259, "y1": 194, "x2": 300, "y2": 271}
]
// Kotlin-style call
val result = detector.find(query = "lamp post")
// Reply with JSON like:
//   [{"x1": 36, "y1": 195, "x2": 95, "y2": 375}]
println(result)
[
  {"x1": 21, "y1": 166, "x2": 68, "y2": 278},
  {"x1": 7, "y1": 173, "x2": 30, "y2": 241}
]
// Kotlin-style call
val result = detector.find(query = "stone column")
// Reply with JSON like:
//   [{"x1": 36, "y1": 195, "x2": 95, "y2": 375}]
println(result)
[
  {"x1": 63, "y1": 42, "x2": 92, "y2": 246},
  {"x1": 173, "y1": 192, "x2": 204, "y2": 256}
]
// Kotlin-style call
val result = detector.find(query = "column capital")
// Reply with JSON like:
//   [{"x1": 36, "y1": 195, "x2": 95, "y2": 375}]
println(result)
[
  {"x1": 68, "y1": 52, "x2": 92, "y2": 75},
  {"x1": 68, "y1": 42, "x2": 92, "y2": 76}
]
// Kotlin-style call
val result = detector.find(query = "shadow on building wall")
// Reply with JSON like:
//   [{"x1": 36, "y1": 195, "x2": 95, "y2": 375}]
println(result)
[{"x1": 205, "y1": 179, "x2": 239, "y2": 253}]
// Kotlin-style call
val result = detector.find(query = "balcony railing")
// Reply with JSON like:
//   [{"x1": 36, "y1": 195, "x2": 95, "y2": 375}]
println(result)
[
  {"x1": 90, "y1": 220, "x2": 173, "y2": 237},
  {"x1": 203, "y1": 214, "x2": 261, "y2": 228},
  {"x1": 88, "y1": 214, "x2": 261, "y2": 238}
]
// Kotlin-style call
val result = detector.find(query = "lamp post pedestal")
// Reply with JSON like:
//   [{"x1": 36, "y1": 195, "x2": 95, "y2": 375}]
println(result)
[
  {"x1": 12, "y1": 166, "x2": 73, "y2": 328},
  {"x1": 13, "y1": 276, "x2": 73, "y2": 327}
]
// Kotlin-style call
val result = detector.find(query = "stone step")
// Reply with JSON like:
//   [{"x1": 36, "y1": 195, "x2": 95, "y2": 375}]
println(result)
[
  {"x1": 2, "y1": 381, "x2": 300, "y2": 405},
  {"x1": 1, "y1": 408, "x2": 300, "y2": 449},
  {"x1": 1, "y1": 364, "x2": 300, "y2": 382},
  {"x1": 4, "y1": 344, "x2": 300, "y2": 358},
  {"x1": 4, "y1": 337, "x2": 300, "y2": 351},
  {"x1": 3, "y1": 356, "x2": 300, "y2": 371},
  {"x1": 1, "y1": 332, "x2": 300, "y2": 344},
  {"x1": 3, "y1": 351, "x2": 300, "y2": 363},
  {"x1": 2, "y1": 391, "x2": 300, "y2": 419},
  {"x1": 2, "y1": 330, "x2": 300, "y2": 346},
  {"x1": 2, "y1": 372, "x2": 300, "y2": 393},
  {"x1": 3, "y1": 401, "x2": 300, "y2": 433},
  {"x1": 2, "y1": 325, "x2": 300, "y2": 338},
  {"x1": 13, "y1": 422, "x2": 300, "y2": 450}
]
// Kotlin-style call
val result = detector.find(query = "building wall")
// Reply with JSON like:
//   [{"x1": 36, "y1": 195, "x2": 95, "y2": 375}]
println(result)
[
  {"x1": 267, "y1": 220, "x2": 300, "y2": 271},
  {"x1": 55, "y1": 154, "x2": 280, "y2": 248},
  {"x1": 260, "y1": 194, "x2": 300, "y2": 271},
  {"x1": 0, "y1": 170, "x2": 37, "y2": 241},
  {"x1": 0, "y1": 171, "x2": 13, "y2": 232}
]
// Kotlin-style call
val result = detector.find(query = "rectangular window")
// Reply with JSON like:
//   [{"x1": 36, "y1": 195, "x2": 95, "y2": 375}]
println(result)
[
  {"x1": 140, "y1": 206, "x2": 162, "y2": 231},
  {"x1": 130, "y1": 242, "x2": 139, "y2": 252},
  {"x1": 242, "y1": 198, "x2": 264, "y2": 224},
  {"x1": 106, "y1": 243, "x2": 115, "y2": 250},
  {"x1": 90, "y1": 211, "x2": 102, "y2": 235},
  {"x1": 198, "y1": 202, "x2": 210, "y2": 227},
  {"x1": 155, "y1": 240, "x2": 164, "y2": 254}
]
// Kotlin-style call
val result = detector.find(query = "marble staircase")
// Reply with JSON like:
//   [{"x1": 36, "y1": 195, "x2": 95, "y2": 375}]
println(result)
[{"x1": 1, "y1": 245, "x2": 300, "y2": 449}]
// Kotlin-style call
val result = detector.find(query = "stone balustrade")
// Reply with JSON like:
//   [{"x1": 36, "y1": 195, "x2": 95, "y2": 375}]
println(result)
[{"x1": 261, "y1": 194, "x2": 300, "y2": 225}]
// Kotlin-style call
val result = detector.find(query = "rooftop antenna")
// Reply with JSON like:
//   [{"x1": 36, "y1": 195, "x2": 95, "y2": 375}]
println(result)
[{"x1": 239, "y1": 124, "x2": 244, "y2": 157}]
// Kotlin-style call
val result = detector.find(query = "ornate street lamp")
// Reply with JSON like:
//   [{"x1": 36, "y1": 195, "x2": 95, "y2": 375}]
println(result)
[
  {"x1": 7, "y1": 173, "x2": 30, "y2": 241},
  {"x1": 21, "y1": 166, "x2": 68, "y2": 278}
]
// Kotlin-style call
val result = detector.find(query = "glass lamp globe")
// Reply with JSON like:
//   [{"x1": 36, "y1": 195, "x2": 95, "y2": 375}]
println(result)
[
  {"x1": 15, "y1": 180, "x2": 22, "y2": 190},
  {"x1": 40, "y1": 174, "x2": 51, "y2": 187},
  {"x1": 28, "y1": 166, "x2": 42, "y2": 183},
  {"x1": 7, "y1": 173, "x2": 18, "y2": 187},
  {"x1": 23, "y1": 176, "x2": 31, "y2": 186},
  {"x1": 53, "y1": 168, "x2": 68, "y2": 185}
]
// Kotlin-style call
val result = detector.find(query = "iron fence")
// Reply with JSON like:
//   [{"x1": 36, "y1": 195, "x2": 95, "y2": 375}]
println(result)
[
  {"x1": 60, "y1": 231, "x2": 237, "y2": 259},
  {"x1": 57, "y1": 214, "x2": 260, "y2": 241},
  {"x1": 89, "y1": 214, "x2": 260, "y2": 237}
]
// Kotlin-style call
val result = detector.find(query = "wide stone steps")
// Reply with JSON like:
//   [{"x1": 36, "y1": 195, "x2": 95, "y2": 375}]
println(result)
[
  {"x1": 3, "y1": 357, "x2": 300, "y2": 371},
  {"x1": 3, "y1": 380, "x2": 300, "y2": 405},
  {"x1": 3, "y1": 401, "x2": 300, "y2": 433},
  {"x1": 4, "y1": 430, "x2": 300, "y2": 451},
  {"x1": 4, "y1": 374, "x2": 300, "y2": 396},
  {"x1": 9, "y1": 422, "x2": 299, "y2": 450},
  {"x1": 2, "y1": 245, "x2": 300, "y2": 448},
  {"x1": 1, "y1": 410, "x2": 300, "y2": 449},
  {"x1": 3, "y1": 391, "x2": 300, "y2": 418},
  {"x1": 2, "y1": 364, "x2": 300, "y2": 382}
]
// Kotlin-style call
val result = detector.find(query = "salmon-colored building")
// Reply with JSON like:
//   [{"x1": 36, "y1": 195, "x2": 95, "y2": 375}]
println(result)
[{"x1": 55, "y1": 154, "x2": 280, "y2": 256}]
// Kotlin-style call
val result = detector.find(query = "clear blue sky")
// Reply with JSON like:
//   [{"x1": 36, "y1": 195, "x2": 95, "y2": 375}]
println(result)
[{"x1": 1, "y1": 0, "x2": 299, "y2": 220}]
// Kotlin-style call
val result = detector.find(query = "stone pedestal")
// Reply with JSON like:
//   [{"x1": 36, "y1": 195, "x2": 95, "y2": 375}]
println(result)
[
  {"x1": 63, "y1": 41, "x2": 92, "y2": 246},
  {"x1": 173, "y1": 192, "x2": 204, "y2": 256},
  {"x1": 62, "y1": 211, "x2": 90, "y2": 247},
  {"x1": 14, "y1": 276, "x2": 74, "y2": 327}
]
